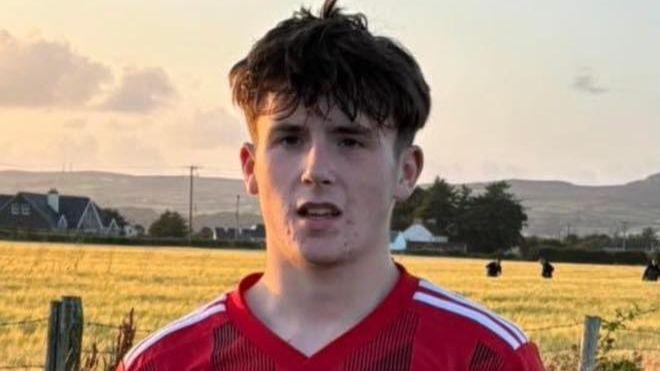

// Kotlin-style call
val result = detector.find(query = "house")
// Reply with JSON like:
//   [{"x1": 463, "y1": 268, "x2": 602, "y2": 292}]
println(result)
[
  {"x1": 0, "y1": 189, "x2": 119, "y2": 236},
  {"x1": 214, "y1": 224, "x2": 265, "y2": 242},
  {"x1": 123, "y1": 224, "x2": 144, "y2": 238},
  {"x1": 402, "y1": 223, "x2": 448, "y2": 244},
  {"x1": 389, "y1": 231, "x2": 407, "y2": 251},
  {"x1": 214, "y1": 226, "x2": 239, "y2": 241},
  {"x1": 400, "y1": 222, "x2": 467, "y2": 253},
  {"x1": 241, "y1": 224, "x2": 265, "y2": 241}
]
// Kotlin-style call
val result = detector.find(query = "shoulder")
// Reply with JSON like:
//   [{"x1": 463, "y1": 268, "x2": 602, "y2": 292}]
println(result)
[
  {"x1": 119, "y1": 294, "x2": 229, "y2": 371},
  {"x1": 409, "y1": 278, "x2": 543, "y2": 368}
]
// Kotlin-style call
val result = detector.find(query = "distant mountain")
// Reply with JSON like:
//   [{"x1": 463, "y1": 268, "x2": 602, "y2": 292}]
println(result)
[
  {"x1": 0, "y1": 170, "x2": 261, "y2": 228},
  {"x1": 2, "y1": 170, "x2": 660, "y2": 237},
  {"x1": 467, "y1": 175, "x2": 660, "y2": 236}
]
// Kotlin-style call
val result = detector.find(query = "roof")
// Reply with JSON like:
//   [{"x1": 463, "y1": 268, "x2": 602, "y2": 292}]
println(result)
[
  {"x1": 8, "y1": 192, "x2": 91, "y2": 229},
  {"x1": 403, "y1": 224, "x2": 436, "y2": 242},
  {"x1": 0, "y1": 195, "x2": 13, "y2": 210},
  {"x1": 20, "y1": 192, "x2": 60, "y2": 227},
  {"x1": 97, "y1": 205, "x2": 117, "y2": 228},
  {"x1": 59, "y1": 195, "x2": 91, "y2": 228}
]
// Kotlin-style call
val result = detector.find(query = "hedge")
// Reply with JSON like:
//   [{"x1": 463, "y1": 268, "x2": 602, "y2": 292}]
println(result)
[{"x1": 530, "y1": 246, "x2": 657, "y2": 265}]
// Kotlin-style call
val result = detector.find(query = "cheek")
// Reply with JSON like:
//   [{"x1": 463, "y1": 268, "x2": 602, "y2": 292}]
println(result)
[
  {"x1": 255, "y1": 155, "x2": 299, "y2": 228},
  {"x1": 346, "y1": 165, "x2": 396, "y2": 221}
]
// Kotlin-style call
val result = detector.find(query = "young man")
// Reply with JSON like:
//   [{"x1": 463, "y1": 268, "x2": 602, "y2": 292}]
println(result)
[{"x1": 120, "y1": 1, "x2": 544, "y2": 369}]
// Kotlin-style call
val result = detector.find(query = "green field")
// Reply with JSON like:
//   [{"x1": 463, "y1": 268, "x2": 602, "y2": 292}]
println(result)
[{"x1": 1, "y1": 241, "x2": 660, "y2": 369}]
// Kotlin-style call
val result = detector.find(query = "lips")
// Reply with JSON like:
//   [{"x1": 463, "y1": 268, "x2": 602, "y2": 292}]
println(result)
[{"x1": 296, "y1": 202, "x2": 342, "y2": 218}]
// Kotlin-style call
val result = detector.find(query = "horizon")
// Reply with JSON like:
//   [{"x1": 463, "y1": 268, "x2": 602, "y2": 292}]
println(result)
[
  {"x1": 1, "y1": 168, "x2": 658, "y2": 188},
  {"x1": 2, "y1": 1, "x2": 659, "y2": 186}
]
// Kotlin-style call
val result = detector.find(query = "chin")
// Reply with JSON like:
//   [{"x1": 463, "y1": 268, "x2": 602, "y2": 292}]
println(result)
[{"x1": 296, "y1": 241, "x2": 353, "y2": 268}]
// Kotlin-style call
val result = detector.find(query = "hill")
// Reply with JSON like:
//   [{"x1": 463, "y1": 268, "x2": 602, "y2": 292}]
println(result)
[{"x1": 2, "y1": 170, "x2": 660, "y2": 236}]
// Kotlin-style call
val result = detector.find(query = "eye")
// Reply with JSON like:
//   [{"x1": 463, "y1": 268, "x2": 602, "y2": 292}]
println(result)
[
  {"x1": 279, "y1": 135, "x2": 303, "y2": 147},
  {"x1": 338, "y1": 138, "x2": 364, "y2": 148}
]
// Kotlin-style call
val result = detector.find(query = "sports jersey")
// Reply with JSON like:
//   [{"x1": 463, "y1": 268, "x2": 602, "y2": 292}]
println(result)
[{"x1": 118, "y1": 264, "x2": 544, "y2": 370}]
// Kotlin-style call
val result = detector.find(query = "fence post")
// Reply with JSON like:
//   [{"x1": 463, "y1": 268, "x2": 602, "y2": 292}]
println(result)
[
  {"x1": 45, "y1": 296, "x2": 84, "y2": 371},
  {"x1": 45, "y1": 301, "x2": 60, "y2": 370},
  {"x1": 579, "y1": 315, "x2": 601, "y2": 371}
]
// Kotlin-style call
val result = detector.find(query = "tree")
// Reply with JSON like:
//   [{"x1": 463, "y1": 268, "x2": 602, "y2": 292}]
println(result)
[
  {"x1": 102, "y1": 208, "x2": 128, "y2": 228},
  {"x1": 640, "y1": 227, "x2": 658, "y2": 249},
  {"x1": 457, "y1": 181, "x2": 527, "y2": 253},
  {"x1": 148, "y1": 210, "x2": 189, "y2": 238},
  {"x1": 134, "y1": 224, "x2": 145, "y2": 237},
  {"x1": 417, "y1": 177, "x2": 457, "y2": 236},
  {"x1": 196, "y1": 226, "x2": 214, "y2": 240}
]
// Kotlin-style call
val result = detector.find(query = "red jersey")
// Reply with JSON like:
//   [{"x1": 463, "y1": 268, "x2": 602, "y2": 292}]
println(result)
[{"x1": 119, "y1": 265, "x2": 544, "y2": 370}]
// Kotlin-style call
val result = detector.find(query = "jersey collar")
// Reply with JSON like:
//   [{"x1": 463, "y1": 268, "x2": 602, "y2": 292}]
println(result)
[{"x1": 227, "y1": 262, "x2": 419, "y2": 369}]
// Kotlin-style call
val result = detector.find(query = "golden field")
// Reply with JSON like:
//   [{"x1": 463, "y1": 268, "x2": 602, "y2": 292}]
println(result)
[{"x1": 1, "y1": 240, "x2": 660, "y2": 369}]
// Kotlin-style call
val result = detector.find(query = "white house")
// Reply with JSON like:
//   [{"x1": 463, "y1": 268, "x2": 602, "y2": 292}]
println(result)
[
  {"x1": 124, "y1": 224, "x2": 139, "y2": 238},
  {"x1": 402, "y1": 223, "x2": 448, "y2": 244},
  {"x1": 389, "y1": 231, "x2": 407, "y2": 251}
]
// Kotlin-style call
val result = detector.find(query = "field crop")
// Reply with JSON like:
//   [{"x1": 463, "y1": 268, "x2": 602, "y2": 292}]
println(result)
[{"x1": 1, "y1": 241, "x2": 659, "y2": 369}]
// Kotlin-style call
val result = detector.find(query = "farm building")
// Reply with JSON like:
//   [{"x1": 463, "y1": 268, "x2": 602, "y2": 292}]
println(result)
[
  {"x1": 399, "y1": 223, "x2": 466, "y2": 253},
  {"x1": 402, "y1": 223, "x2": 448, "y2": 244},
  {"x1": 214, "y1": 224, "x2": 265, "y2": 242},
  {"x1": 389, "y1": 231, "x2": 407, "y2": 251},
  {"x1": 0, "y1": 189, "x2": 120, "y2": 236}
]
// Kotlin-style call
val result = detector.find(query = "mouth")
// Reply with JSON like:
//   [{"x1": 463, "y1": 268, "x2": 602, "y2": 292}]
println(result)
[{"x1": 296, "y1": 202, "x2": 343, "y2": 219}]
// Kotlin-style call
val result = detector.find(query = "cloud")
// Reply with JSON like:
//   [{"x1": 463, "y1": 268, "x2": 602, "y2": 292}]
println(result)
[
  {"x1": 572, "y1": 69, "x2": 608, "y2": 94},
  {"x1": 0, "y1": 29, "x2": 112, "y2": 107},
  {"x1": 63, "y1": 118, "x2": 87, "y2": 130},
  {"x1": 188, "y1": 107, "x2": 248, "y2": 149},
  {"x1": 100, "y1": 67, "x2": 177, "y2": 113}
]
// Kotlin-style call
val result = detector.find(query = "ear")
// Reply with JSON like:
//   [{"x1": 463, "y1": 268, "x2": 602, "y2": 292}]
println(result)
[
  {"x1": 394, "y1": 145, "x2": 423, "y2": 201},
  {"x1": 240, "y1": 143, "x2": 259, "y2": 195}
]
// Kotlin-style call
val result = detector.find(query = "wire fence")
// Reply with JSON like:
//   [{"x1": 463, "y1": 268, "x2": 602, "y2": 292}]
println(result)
[
  {"x1": 0, "y1": 318, "x2": 48, "y2": 328},
  {"x1": 86, "y1": 321, "x2": 153, "y2": 334},
  {"x1": 1, "y1": 317, "x2": 660, "y2": 369},
  {"x1": 526, "y1": 321, "x2": 583, "y2": 332},
  {"x1": 531, "y1": 323, "x2": 660, "y2": 362},
  {"x1": 619, "y1": 328, "x2": 660, "y2": 336},
  {"x1": 0, "y1": 365, "x2": 44, "y2": 370},
  {"x1": 0, "y1": 316, "x2": 138, "y2": 370}
]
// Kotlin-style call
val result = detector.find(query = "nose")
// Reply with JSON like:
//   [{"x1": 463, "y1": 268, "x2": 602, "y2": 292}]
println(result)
[{"x1": 300, "y1": 142, "x2": 335, "y2": 186}]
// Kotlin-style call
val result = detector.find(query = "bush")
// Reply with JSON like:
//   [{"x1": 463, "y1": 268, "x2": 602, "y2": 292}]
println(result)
[
  {"x1": 0, "y1": 228, "x2": 264, "y2": 250},
  {"x1": 529, "y1": 247, "x2": 649, "y2": 265}
]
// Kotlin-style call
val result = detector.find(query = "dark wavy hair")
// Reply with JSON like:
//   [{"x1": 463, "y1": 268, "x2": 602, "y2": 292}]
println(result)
[{"x1": 230, "y1": 0, "x2": 431, "y2": 151}]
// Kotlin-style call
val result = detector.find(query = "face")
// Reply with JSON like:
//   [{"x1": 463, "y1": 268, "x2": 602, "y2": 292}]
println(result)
[{"x1": 240, "y1": 99, "x2": 422, "y2": 268}]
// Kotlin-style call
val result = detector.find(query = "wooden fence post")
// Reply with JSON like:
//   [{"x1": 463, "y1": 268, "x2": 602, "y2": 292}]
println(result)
[
  {"x1": 45, "y1": 296, "x2": 84, "y2": 371},
  {"x1": 45, "y1": 301, "x2": 60, "y2": 371},
  {"x1": 579, "y1": 315, "x2": 601, "y2": 371}
]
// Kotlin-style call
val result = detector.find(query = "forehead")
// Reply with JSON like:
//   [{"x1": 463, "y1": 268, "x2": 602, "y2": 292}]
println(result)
[{"x1": 254, "y1": 94, "x2": 383, "y2": 135}]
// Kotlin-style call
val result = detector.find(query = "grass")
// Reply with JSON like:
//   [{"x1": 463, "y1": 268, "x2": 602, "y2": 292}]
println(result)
[{"x1": 1, "y1": 240, "x2": 660, "y2": 369}]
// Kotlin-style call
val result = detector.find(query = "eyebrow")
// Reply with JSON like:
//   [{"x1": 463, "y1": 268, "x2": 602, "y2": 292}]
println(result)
[
  {"x1": 329, "y1": 124, "x2": 374, "y2": 136},
  {"x1": 268, "y1": 123, "x2": 304, "y2": 135},
  {"x1": 266, "y1": 122, "x2": 375, "y2": 143}
]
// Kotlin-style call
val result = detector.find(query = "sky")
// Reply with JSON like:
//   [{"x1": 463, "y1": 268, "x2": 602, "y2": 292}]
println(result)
[{"x1": 1, "y1": 0, "x2": 659, "y2": 185}]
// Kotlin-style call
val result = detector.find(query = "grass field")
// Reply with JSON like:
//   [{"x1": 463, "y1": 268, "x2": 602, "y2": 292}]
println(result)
[{"x1": 1, "y1": 240, "x2": 660, "y2": 369}]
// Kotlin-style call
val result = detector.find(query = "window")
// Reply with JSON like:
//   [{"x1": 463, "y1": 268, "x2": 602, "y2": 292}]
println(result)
[
  {"x1": 21, "y1": 203, "x2": 30, "y2": 215},
  {"x1": 11, "y1": 203, "x2": 19, "y2": 215}
]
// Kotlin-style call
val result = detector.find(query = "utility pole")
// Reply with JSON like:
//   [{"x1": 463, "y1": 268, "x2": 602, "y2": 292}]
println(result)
[
  {"x1": 621, "y1": 221, "x2": 628, "y2": 251},
  {"x1": 188, "y1": 166, "x2": 199, "y2": 245},
  {"x1": 235, "y1": 195, "x2": 240, "y2": 240}
]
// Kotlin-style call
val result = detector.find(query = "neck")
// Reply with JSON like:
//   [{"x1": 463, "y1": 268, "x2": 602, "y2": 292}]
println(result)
[{"x1": 245, "y1": 242, "x2": 399, "y2": 356}]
